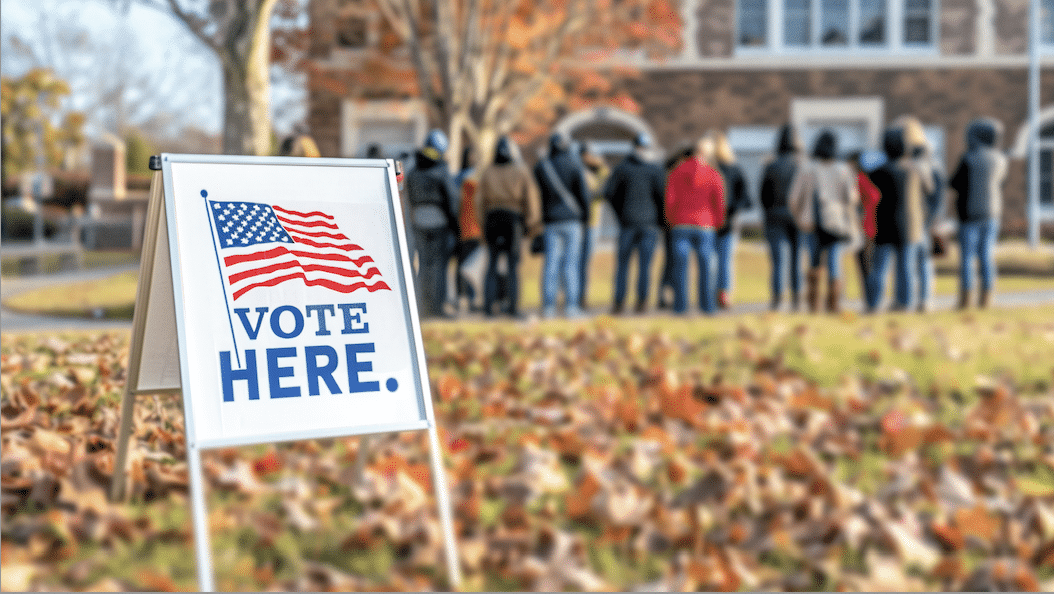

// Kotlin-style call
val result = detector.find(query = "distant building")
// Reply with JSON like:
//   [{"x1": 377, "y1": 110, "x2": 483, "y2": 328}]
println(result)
[{"x1": 308, "y1": 0, "x2": 1054, "y2": 236}]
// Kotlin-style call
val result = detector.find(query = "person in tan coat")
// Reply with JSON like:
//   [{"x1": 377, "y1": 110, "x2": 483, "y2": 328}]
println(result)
[
  {"x1": 788, "y1": 130, "x2": 860, "y2": 313},
  {"x1": 476, "y1": 136, "x2": 541, "y2": 317}
]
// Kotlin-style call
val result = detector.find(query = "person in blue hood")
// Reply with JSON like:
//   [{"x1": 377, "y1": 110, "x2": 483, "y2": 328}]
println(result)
[
  {"x1": 949, "y1": 117, "x2": 1007, "y2": 309},
  {"x1": 405, "y1": 128, "x2": 460, "y2": 318},
  {"x1": 533, "y1": 131, "x2": 591, "y2": 318}
]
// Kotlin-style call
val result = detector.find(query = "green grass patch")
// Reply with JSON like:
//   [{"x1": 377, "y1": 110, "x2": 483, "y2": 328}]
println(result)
[{"x1": 3, "y1": 271, "x2": 138, "y2": 319}]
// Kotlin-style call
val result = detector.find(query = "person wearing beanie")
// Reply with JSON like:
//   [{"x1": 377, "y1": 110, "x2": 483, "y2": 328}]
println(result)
[
  {"x1": 477, "y1": 136, "x2": 541, "y2": 317},
  {"x1": 405, "y1": 128, "x2": 459, "y2": 318},
  {"x1": 788, "y1": 129, "x2": 860, "y2": 314},
  {"x1": 759, "y1": 123, "x2": 806, "y2": 312},
  {"x1": 534, "y1": 131, "x2": 591, "y2": 318},
  {"x1": 603, "y1": 131, "x2": 666, "y2": 314}
]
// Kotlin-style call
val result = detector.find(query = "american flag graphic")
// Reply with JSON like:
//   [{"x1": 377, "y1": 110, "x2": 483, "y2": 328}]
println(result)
[{"x1": 208, "y1": 200, "x2": 391, "y2": 300}]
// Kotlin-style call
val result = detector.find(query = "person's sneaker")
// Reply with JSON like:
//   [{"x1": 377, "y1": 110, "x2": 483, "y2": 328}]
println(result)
[
  {"x1": 718, "y1": 291, "x2": 730, "y2": 310},
  {"x1": 542, "y1": 307, "x2": 557, "y2": 320}
]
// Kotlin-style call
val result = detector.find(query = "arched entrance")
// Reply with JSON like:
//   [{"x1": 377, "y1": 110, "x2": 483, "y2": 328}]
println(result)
[
  {"x1": 1010, "y1": 106, "x2": 1054, "y2": 223},
  {"x1": 554, "y1": 107, "x2": 657, "y2": 161},
  {"x1": 553, "y1": 107, "x2": 658, "y2": 247}
]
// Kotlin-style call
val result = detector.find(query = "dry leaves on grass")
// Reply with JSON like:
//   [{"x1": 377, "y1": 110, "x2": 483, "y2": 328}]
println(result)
[{"x1": 3, "y1": 319, "x2": 1054, "y2": 591}]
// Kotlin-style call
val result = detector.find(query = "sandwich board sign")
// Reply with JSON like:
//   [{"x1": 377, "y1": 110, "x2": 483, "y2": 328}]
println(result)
[{"x1": 110, "y1": 154, "x2": 460, "y2": 591}]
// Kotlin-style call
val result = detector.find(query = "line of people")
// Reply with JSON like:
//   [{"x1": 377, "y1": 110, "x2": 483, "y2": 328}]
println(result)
[{"x1": 401, "y1": 116, "x2": 1006, "y2": 319}]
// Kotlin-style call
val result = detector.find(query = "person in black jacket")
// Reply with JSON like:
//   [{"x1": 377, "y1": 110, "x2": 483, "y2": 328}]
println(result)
[
  {"x1": 759, "y1": 123, "x2": 805, "y2": 311},
  {"x1": 405, "y1": 129, "x2": 459, "y2": 318},
  {"x1": 603, "y1": 132, "x2": 666, "y2": 314},
  {"x1": 534, "y1": 131, "x2": 590, "y2": 318},
  {"x1": 867, "y1": 126, "x2": 935, "y2": 313},
  {"x1": 949, "y1": 117, "x2": 1007, "y2": 309},
  {"x1": 712, "y1": 130, "x2": 752, "y2": 310}
]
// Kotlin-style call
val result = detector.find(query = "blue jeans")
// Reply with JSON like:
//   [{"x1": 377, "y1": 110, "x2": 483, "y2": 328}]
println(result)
[
  {"x1": 613, "y1": 225, "x2": 659, "y2": 309},
  {"x1": 764, "y1": 219, "x2": 803, "y2": 307},
  {"x1": 716, "y1": 229, "x2": 737, "y2": 294},
  {"x1": 868, "y1": 243, "x2": 915, "y2": 310},
  {"x1": 670, "y1": 226, "x2": 716, "y2": 314},
  {"x1": 910, "y1": 240, "x2": 933, "y2": 308},
  {"x1": 958, "y1": 219, "x2": 998, "y2": 293},
  {"x1": 806, "y1": 232, "x2": 844, "y2": 281},
  {"x1": 542, "y1": 220, "x2": 584, "y2": 315}
]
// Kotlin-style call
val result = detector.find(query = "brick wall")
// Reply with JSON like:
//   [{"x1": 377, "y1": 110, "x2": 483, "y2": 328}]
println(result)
[{"x1": 626, "y1": 67, "x2": 1054, "y2": 235}]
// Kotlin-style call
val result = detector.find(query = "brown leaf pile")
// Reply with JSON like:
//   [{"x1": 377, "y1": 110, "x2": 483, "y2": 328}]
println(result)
[{"x1": 3, "y1": 324, "x2": 1054, "y2": 591}]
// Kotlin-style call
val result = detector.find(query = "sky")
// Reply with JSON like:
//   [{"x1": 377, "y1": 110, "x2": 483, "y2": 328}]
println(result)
[{"x1": 0, "y1": 0, "x2": 304, "y2": 141}]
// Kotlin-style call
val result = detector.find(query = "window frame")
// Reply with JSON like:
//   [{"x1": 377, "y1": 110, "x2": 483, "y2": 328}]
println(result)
[{"x1": 734, "y1": 0, "x2": 940, "y2": 55}]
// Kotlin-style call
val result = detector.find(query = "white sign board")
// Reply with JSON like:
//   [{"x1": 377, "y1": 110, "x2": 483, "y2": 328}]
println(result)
[
  {"x1": 112, "y1": 155, "x2": 458, "y2": 591},
  {"x1": 161, "y1": 156, "x2": 430, "y2": 448}
]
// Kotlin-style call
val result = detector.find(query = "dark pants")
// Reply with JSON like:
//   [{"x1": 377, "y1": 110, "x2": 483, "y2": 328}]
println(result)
[
  {"x1": 414, "y1": 227, "x2": 455, "y2": 317},
  {"x1": 613, "y1": 225, "x2": 659, "y2": 310},
  {"x1": 483, "y1": 209, "x2": 523, "y2": 316},
  {"x1": 764, "y1": 217, "x2": 803, "y2": 308}
]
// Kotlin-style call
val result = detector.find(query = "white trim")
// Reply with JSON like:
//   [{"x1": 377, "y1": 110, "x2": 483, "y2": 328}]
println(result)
[
  {"x1": 1010, "y1": 105, "x2": 1054, "y2": 158},
  {"x1": 791, "y1": 96, "x2": 885, "y2": 147},
  {"x1": 554, "y1": 106, "x2": 656, "y2": 140}
]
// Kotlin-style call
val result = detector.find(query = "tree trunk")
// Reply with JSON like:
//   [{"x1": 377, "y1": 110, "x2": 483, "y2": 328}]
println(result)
[
  {"x1": 221, "y1": 63, "x2": 256, "y2": 155},
  {"x1": 217, "y1": 0, "x2": 276, "y2": 156}
]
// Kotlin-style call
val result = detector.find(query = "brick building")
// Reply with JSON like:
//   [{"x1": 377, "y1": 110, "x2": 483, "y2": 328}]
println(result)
[{"x1": 308, "y1": 0, "x2": 1054, "y2": 236}]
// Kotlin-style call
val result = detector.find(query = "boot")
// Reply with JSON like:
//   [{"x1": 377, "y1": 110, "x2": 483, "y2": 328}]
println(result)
[
  {"x1": 826, "y1": 277, "x2": 842, "y2": 314},
  {"x1": 957, "y1": 286, "x2": 970, "y2": 311},
  {"x1": 806, "y1": 268, "x2": 822, "y2": 313},
  {"x1": 978, "y1": 287, "x2": 992, "y2": 309}
]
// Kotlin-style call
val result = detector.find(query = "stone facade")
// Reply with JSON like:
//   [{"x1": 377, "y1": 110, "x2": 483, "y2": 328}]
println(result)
[{"x1": 624, "y1": 66, "x2": 1054, "y2": 236}]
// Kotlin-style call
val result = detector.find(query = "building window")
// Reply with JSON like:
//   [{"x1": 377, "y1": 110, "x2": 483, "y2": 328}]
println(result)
[
  {"x1": 1042, "y1": 123, "x2": 1053, "y2": 209},
  {"x1": 820, "y1": 0, "x2": 850, "y2": 46},
  {"x1": 859, "y1": 0, "x2": 886, "y2": 44},
  {"x1": 738, "y1": 0, "x2": 935, "y2": 52},
  {"x1": 1044, "y1": 0, "x2": 1054, "y2": 46},
  {"x1": 336, "y1": 16, "x2": 369, "y2": 49},
  {"x1": 739, "y1": 0, "x2": 769, "y2": 46},
  {"x1": 903, "y1": 0, "x2": 931, "y2": 44},
  {"x1": 784, "y1": 0, "x2": 812, "y2": 46}
]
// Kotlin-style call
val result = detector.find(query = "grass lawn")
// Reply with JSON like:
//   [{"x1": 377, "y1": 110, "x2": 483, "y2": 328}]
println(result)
[{"x1": 2, "y1": 240, "x2": 1051, "y2": 319}]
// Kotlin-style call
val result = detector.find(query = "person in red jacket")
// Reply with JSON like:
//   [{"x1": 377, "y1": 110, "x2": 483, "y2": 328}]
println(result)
[
  {"x1": 665, "y1": 135, "x2": 726, "y2": 314},
  {"x1": 848, "y1": 151, "x2": 881, "y2": 307}
]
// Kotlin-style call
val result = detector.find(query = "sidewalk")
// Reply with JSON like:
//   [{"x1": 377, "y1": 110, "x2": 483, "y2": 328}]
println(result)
[{"x1": 2, "y1": 250, "x2": 1051, "y2": 333}]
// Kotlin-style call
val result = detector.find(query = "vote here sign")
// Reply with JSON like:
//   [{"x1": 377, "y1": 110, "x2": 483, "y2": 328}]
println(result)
[{"x1": 161, "y1": 157, "x2": 429, "y2": 448}]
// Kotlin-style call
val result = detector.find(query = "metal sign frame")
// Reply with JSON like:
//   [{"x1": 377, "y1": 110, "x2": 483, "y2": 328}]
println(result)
[{"x1": 111, "y1": 154, "x2": 460, "y2": 591}]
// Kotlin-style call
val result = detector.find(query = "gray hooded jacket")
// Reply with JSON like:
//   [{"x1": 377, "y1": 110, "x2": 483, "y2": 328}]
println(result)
[{"x1": 950, "y1": 118, "x2": 1007, "y2": 223}]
